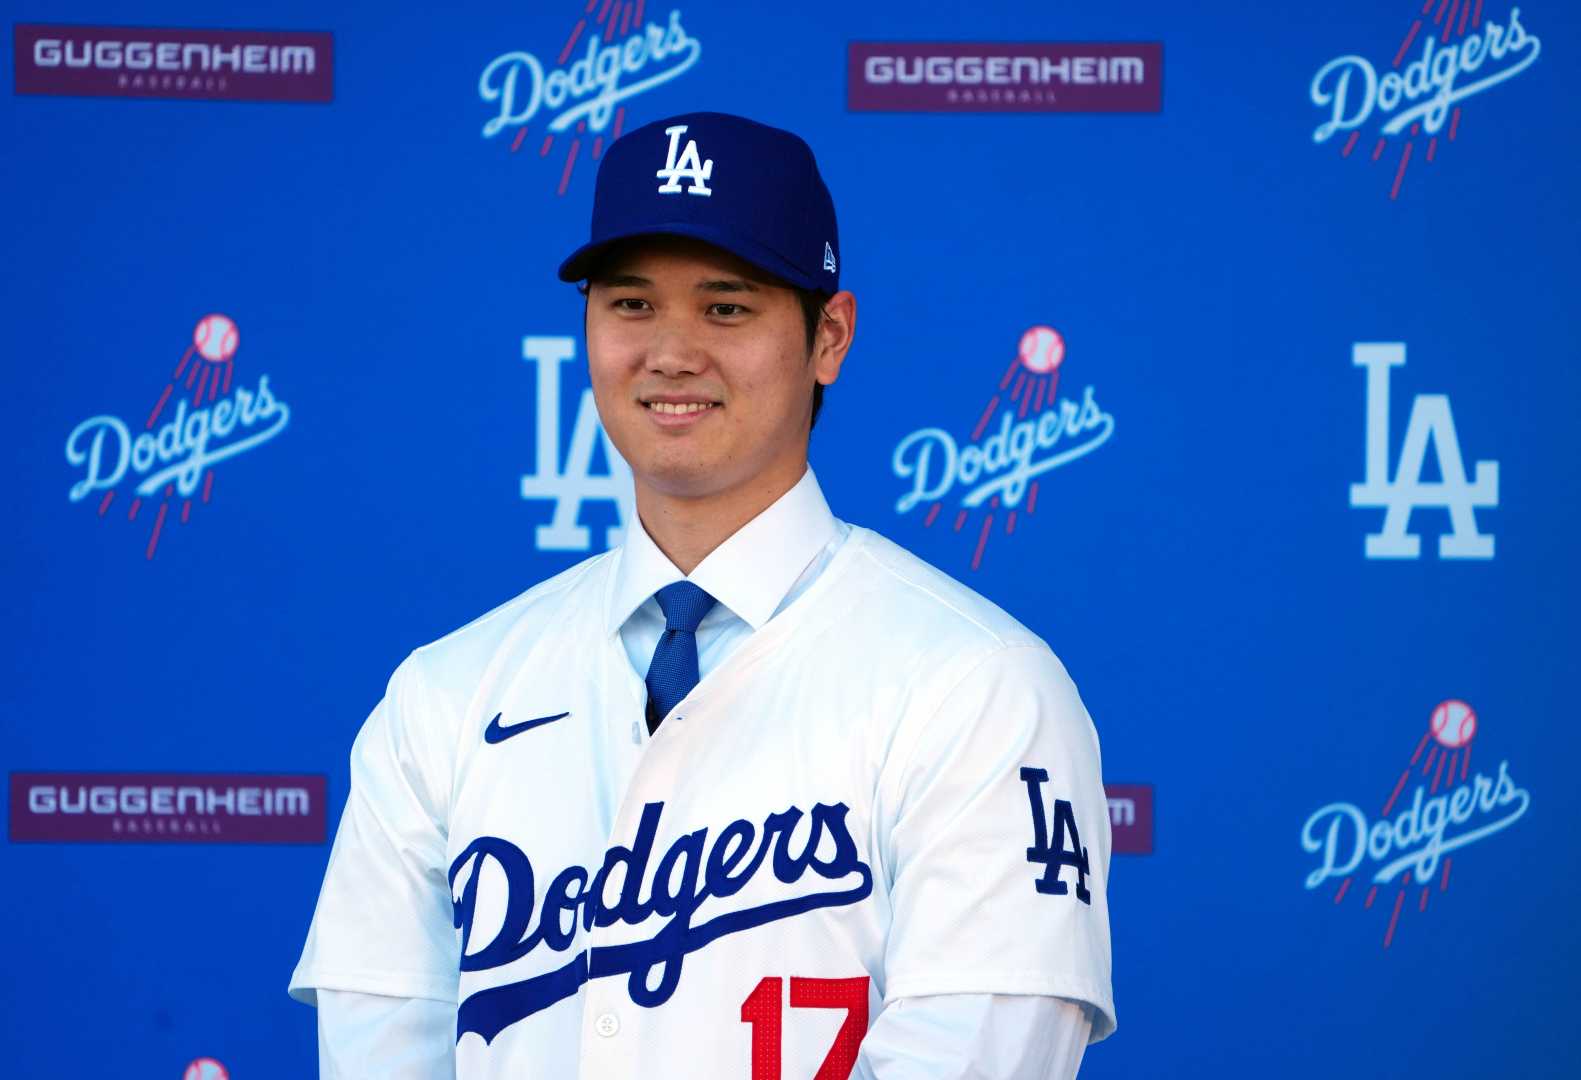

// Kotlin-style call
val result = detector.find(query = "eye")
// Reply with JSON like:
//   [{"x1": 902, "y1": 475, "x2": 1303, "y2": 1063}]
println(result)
[
  {"x1": 709, "y1": 303, "x2": 748, "y2": 317},
  {"x1": 612, "y1": 298, "x2": 650, "y2": 312}
]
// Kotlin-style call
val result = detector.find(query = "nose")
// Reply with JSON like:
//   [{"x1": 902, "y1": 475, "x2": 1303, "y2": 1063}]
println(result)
[{"x1": 644, "y1": 319, "x2": 708, "y2": 378}]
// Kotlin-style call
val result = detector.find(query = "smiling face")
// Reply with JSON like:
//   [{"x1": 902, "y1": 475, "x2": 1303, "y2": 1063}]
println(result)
[{"x1": 584, "y1": 236, "x2": 850, "y2": 506}]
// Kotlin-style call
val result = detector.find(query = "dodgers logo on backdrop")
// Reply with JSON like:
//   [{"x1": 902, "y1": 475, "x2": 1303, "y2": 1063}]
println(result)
[
  {"x1": 478, "y1": 5, "x2": 702, "y2": 195},
  {"x1": 448, "y1": 799, "x2": 872, "y2": 1043},
  {"x1": 1349, "y1": 342, "x2": 1497, "y2": 559},
  {"x1": 1308, "y1": 4, "x2": 1540, "y2": 199},
  {"x1": 1302, "y1": 700, "x2": 1529, "y2": 948},
  {"x1": 519, "y1": 336, "x2": 634, "y2": 552},
  {"x1": 63, "y1": 314, "x2": 291, "y2": 560},
  {"x1": 891, "y1": 326, "x2": 1114, "y2": 570}
]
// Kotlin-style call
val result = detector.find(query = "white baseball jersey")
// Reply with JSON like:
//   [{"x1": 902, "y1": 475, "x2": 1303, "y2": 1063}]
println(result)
[{"x1": 291, "y1": 501, "x2": 1114, "y2": 1078}]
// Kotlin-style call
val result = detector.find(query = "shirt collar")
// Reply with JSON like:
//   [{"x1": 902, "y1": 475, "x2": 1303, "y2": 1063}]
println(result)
[{"x1": 607, "y1": 468, "x2": 839, "y2": 635}]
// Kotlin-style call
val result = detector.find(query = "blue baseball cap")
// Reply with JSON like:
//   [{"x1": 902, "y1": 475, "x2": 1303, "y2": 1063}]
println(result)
[{"x1": 557, "y1": 111, "x2": 841, "y2": 293}]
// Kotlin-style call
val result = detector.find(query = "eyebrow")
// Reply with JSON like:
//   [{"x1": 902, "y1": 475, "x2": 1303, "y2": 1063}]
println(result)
[{"x1": 593, "y1": 274, "x2": 760, "y2": 293}]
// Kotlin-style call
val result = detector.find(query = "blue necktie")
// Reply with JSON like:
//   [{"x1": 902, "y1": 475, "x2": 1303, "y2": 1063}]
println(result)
[{"x1": 644, "y1": 581, "x2": 718, "y2": 733}]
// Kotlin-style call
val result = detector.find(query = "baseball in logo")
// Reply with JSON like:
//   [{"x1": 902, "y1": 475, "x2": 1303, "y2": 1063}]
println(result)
[
  {"x1": 63, "y1": 313, "x2": 291, "y2": 559},
  {"x1": 478, "y1": 2, "x2": 702, "y2": 195},
  {"x1": 1309, "y1": 3, "x2": 1541, "y2": 199},
  {"x1": 1301, "y1": 699, "x2": 1530, "y2": 948},
  {"x1": 891, "y1": 325, "x2": 1114, "y2": 570},
  {"x1": 183, "y1": 1058, "x2": 229, "y2": 1080}
]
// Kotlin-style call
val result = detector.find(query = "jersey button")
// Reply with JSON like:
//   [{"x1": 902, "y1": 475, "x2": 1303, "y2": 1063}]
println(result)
[{"x1": 594, "y1": 1012, "x2": 619, "y2": 1038}]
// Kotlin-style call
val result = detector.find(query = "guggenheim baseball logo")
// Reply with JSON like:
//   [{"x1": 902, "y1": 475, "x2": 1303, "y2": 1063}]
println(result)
[
  {"x1": 13, "y1": 24, "x2": 332, "y2": 102},
  {"x1": 10, "y1": 771, "x2": 327, "y2": 844},
  {"x1": 1301, "y1": 700, "x2": 1529, "y2": 948},
  {"x1": 849, "y1": 41, "x2": 1161, "y2": 113},
  {"x1": 64, "y1": 314, "x2": 291, "y2": 560},
  {"x1": 891, "y1": 326, "x2": 1115, "y2": 570},
  {"x1": 1309, "y1": 3, "x2": 1540, "y2": 199},
  {"x1": 1106, "y1": 784, "x2": 1154, "y2": 856},
  {"x1": 479, "y1": 3, "x2": 701, "y2": 195}
]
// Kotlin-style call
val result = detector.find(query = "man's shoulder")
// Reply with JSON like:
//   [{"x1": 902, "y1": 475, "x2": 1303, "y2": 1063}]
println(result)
[
  {"x1": 402, "y1": 550, "x2": 614, "y2": 693},
  {"x1": 839, "y1": 527, "x2": 1046, "y2": 656}
]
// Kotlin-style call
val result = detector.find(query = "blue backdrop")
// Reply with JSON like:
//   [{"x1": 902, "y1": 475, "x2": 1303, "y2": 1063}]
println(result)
[{"x1": 5, "y1": 1, "x2": 1578, "y2": 1076}]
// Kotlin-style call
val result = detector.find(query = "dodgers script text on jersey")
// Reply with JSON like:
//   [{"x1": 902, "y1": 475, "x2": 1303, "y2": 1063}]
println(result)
[{"x1": 291, "y1": 528, "x2": 1114, "y2": 1078}]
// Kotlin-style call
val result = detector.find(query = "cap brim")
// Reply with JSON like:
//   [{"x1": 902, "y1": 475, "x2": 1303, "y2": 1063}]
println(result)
[{"x1": 558, "y1": 222, "x2": 826, "y2": 292}]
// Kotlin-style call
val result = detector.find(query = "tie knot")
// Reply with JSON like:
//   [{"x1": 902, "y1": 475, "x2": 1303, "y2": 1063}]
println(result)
[{"x1": 654, "y1": 581, "x2": 717, "y2": 633}]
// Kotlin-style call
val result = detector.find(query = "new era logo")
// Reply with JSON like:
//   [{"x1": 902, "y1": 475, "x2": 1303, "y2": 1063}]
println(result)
[
  {"x1": 656, "y1": 124, "x2": 713, "y2": 195},
  {"x1": 823, "y1": 242, "x2": 837, "y2": 274}
]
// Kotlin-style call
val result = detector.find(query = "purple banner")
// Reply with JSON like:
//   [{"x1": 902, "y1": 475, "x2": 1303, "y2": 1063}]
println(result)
[
  {"x1": 848, "y1": 42, "x2": 1161, "y2": 113},
  {"x1": 1106, "y1": 783, "x2": 1155, "y2": 855},
  {"x1": 9, "y1": 771, "x2": 327, "y2": 844},
  {"x1": 13, "y1": 24, "x2": 333, "y2": 103}
]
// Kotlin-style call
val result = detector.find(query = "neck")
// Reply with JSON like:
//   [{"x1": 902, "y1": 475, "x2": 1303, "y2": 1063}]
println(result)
[{"x1": 635, "y1": 460, "x2": 806, "y2": 575}]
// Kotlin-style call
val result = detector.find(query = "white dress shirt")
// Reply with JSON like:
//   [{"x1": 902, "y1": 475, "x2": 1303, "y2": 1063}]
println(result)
[{"x1": 316, "y1": 468, "x2": 1094, "y2": 1077}]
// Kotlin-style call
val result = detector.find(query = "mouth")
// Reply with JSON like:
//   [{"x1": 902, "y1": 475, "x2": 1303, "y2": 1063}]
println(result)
[
  {"x1": 639, "y1": 396, "x2": 721, "y2": 428},
  {"x1": 643, "y1": 400, "x2": 720, "y2": 416}
]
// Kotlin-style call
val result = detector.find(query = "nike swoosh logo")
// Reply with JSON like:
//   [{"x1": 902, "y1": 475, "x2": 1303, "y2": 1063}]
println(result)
[{"x1": 483, "y1": 711, "x2": 570, "y2": 744}]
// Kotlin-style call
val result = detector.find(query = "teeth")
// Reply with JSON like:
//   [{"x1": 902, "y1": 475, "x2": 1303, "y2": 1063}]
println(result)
[{"x1": 648, "y1": 402, "x2": 716, "y2": 415}]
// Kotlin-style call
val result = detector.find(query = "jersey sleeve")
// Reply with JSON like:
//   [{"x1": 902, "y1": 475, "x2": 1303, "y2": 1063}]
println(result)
[
  {"x1": 875, "y1": 643, "x2": 1115, "y2": 1041},
  {"x1": 289, "y1": 653, "x2": 461, "y2": 1006},
  {"x1": 854, "y1": 993, "x2": 1092, "y2": 1079}
]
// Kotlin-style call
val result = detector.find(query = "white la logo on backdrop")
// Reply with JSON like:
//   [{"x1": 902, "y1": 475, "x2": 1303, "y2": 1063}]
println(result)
[
  {"x1": 656, "y1": 124, "x2": 713, "y2": 195},
  {"x1": 519, "y1": 337, "x2": 634, "y2": 551},
  {"x1": 1348, "y1": 342, "x2": 1498, "y2": 559}
]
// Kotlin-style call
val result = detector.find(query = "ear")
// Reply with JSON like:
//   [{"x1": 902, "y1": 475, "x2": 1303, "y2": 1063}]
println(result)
[{"x1": 811, "y1": 290, "x2": 857, "y2": 387}]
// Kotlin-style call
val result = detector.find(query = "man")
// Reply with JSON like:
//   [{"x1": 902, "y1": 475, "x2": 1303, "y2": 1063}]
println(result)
[{"x1": 291, "y1": 111, "x2": 1114, "y2": 1078}]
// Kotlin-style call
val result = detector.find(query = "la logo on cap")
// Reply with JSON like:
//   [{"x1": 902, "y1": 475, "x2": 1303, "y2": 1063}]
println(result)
[{"x1": 657, "y1": 124, "x2": 713, "y2": 196}]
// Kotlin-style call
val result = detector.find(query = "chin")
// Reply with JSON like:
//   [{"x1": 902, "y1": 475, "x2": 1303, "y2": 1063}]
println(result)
[
  {"x1": 641, "y1": 466, "x2": 728, "y2": 499},
  {"x1": 633, "y1": 453, "x2": 742, "y2": 500}
]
